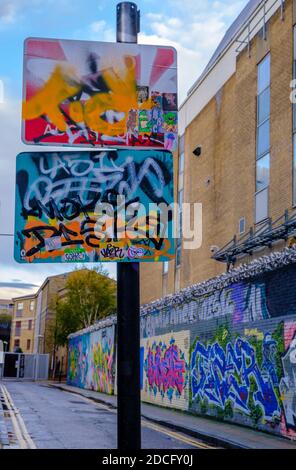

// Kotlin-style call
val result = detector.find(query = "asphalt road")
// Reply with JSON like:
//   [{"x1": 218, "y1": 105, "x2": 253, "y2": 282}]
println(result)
[{"x1": 1, "y1": 381, "x2": 211, "y2": 449}]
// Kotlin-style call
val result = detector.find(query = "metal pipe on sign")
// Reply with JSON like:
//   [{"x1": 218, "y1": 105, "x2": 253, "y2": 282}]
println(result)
[
  {"x1": 117, "y1": 2, "x2": 140, "y2": 43},
  {"x1": 116, "y1": 2, "x2": 142, "y2": 450}
]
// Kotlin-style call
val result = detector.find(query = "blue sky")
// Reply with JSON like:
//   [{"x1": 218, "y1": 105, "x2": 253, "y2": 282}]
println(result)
[{"x1": 0, "y1": 0, "x2": 248, "y2": 298}]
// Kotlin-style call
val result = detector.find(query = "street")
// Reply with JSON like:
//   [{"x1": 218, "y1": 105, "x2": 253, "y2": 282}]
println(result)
[{"x1": 0, "y1": 381, "x2": 215, "y2": 449}]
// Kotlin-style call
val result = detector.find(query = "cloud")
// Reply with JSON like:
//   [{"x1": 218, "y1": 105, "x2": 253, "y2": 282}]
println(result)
[
  {"x1": 84, "y1": 0, "x2": 248, "y2": 103},
  {"x1": 0, "y1": 2, "x2": 16, "y2": 24},
  {"x1": 141, "y1": 0, "x2": 248, "y2": 102},
  {"x1": 0, "y1": 282, "x2": 38, "y2": 289},
  {"x1": 89, "y1": 20, "x2": 115, "y2": 42},
  {"x1": 0, "y1": 0, "x2": 65, "y2": 26}
]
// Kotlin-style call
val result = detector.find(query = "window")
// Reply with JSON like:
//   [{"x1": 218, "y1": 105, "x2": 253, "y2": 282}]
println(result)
[
  {"x1": 255, "y1": 188, "x2": 269, "y2": 223},
  {"x1": 176, "y1": 134, "x2": 185, "y2": 269},
  {"x1": 294, "y1": 134, "x2": 296, "y2": 205},
  {"x1": 16, "y1": 302, "x2": 23, "y2": 317},
  {"x1": 178, "y1": 151, "x2": 185, "y2": 188},
  {"x1": 27, "y1": 339, "x2": 31, "y2": 351},
  {"x1": 15, "y1": 321, "x2": 21, "y2": 337},
  {"x1": 256, "y1": 54, "x2": 270, "y2": 223},
  {"x1": 257, "y1": 54, "x2": 270, "y2": 93},
  {"x1": 28, "y1": 320, "x2": 32, "y2": 330},
  {"x1": 257, "y1": 120, "x2": 270, "y2": 157},
  {"x1": 239, "y1": 217, "x2": 246, "y2": 235},
  {"x1": 30, "y1": 300, "x2": 35, "y2": 311},
  {"x1": 176, "y1": 245, "x2": 182, "y2": 268},
  {"x1": 293, "y1": 27, "x2": 296, "y2": 205},
  {"x1": 163, "y1": 261, "x2": 169, "y2": 275},
  {"x1": 256, "y1": 153, "x2": 270, "y2": 191},
  {"x1": 14, "y1": 339, "x2": 20, "y2": 349}
]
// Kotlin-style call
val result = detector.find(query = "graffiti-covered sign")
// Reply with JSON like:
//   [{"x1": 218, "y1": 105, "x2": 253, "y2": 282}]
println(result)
[
  {"x1": 14, "y1": 150, "x2": 175, "y2": 264},
  {"x1": 22, "y1": 38, "x2": 177, "y2": 150}
]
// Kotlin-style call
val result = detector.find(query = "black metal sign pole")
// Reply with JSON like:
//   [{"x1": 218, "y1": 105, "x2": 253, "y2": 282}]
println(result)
[{"x1": 116, "y1": 2, "x2": 141, "y2": 450}]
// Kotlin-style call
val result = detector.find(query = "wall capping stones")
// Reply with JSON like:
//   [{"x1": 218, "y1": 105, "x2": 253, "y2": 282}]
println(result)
[
  {"x1": 141, "y1": 247, "x2": 296, "y2": 316},
  {"x1": 68, "y1": 314, "x2": 117, "y2": 339},
  {"x1": 69, "y1": 247, "x2": 296, "y2": 338}
]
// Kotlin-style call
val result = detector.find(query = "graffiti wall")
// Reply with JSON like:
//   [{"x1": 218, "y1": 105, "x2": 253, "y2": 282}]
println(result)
[
  {"x1": 67, "y1": 253, "x2": 296, "y2": 439},
  {"x1": 22, "y1": 38, "x2": 177, "y2": 150},
  {"x1": 139, "y1": 260, "x2": 296, "y2": 438},
  {"x1": 141, "y1": 331, "x2": 190, "y2": 410},
  {"x1": 68, "y1": 325, "x2": 115, "y2": 395}
]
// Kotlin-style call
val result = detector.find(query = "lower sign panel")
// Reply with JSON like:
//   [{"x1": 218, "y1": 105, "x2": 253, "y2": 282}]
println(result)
[{"x1": 14, "y1": 150, "x2": 175, "y2": 263}]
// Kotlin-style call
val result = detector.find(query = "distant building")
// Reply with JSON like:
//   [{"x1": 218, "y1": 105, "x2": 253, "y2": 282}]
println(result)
[
  {"x1": 9, "y1": 274, "x2": 68, "y2": 357},
  {"x1": 10, "y1": 294, "x2": 36, "y2": 353},
  {"x1": 33, "y1": 273, "x2": 69, "y2": 355}
]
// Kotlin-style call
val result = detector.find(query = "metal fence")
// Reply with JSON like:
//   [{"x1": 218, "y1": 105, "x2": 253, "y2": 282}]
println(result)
[{"x1": 0, "y1": 353, "x2": 49, "y2": 380}]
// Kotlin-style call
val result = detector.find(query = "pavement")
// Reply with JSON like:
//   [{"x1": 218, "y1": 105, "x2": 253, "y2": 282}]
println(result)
[
  {"x1": 1, "y1": 380, "x2": 211, "y2": 449},
  {"x1": 48, "y1": 381, "x2": 296, "y2": 450}
]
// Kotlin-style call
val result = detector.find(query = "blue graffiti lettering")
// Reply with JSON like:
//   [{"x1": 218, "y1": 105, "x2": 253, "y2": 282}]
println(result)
[{"x1": 191, "y1": 334, "x2": 281, "y2": 422}]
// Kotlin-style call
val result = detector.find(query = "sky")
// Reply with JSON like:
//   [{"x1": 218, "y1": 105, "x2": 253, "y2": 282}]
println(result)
[{"x1": 0, "y1": 0, "x2": 248, "y2": 299}]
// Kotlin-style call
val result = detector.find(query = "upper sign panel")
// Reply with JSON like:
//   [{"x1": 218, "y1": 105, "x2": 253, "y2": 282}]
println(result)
[{"x1": 22, "y1": 38, "x2": 177, "y2": 151}]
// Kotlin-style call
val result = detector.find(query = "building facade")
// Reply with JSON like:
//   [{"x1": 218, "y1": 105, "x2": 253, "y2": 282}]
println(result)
[
  {"x1": 9, "y1": 274, "x2": 68, "y2": 357},
  {"x1": 33, "y1": 273, "x2": 69, "y2": 356},
  {"x1": 141, "y1": 0, "x2": 296, "y2": 305},
  {"x1": 10, "y1": 294, "x2": 36, "y2": 353}
]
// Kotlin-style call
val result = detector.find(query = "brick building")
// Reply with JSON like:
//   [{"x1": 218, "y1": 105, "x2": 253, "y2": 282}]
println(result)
[
  {"x1": 10, "y1": 294, "x2": 36, "y2": 353},
  {"x1": 9, "y1": 274, "x2": 68, "y2": 355},
  {"x1": 141, "y1": 0, "x2": 296, "y2": 305}
]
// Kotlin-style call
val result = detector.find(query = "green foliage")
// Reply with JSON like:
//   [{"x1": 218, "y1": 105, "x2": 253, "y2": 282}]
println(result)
[
  {"x1": 213, "y1": 323, "x2": 230, "y2": 350},
  {"x1": 247, "y1": 375, "x2": 263, "y2": 425},
  {"x1": 0, "y1": 314, "x2": 12, "y2": 325},
  {"x1": 49, "y1": 266, "x2": 116, "y2": 346},
  {"x1": 224, "y1": 400, "x2": 234, "y2": 419},
  {"x1": 200, "y1": 399, "x2": 208, "y2": 415},
  {"x1": 272, "y1": 322, "x2": 285, "y2": 383}
]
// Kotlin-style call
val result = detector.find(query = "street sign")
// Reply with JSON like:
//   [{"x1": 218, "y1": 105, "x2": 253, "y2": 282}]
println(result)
[
  {"x1": 22, "y1": 38, "x2": 177, "y2": 150},
  {"x1": 14, "y1": 150, "x2": 175, "y2": 264}
]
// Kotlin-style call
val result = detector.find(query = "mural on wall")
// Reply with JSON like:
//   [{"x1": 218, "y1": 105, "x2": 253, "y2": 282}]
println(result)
[
  {"x1": 68, "y1": 333, "x2": 89, "y2": 387},
  {"x1": 280, "y1": 322, "x2": 296, "y2": 434},
  {"x1": 141, "y1": 331, "x2": 189, "y2": 410},
  {"x1": 68, "y1": 325, "x2": 115, "y2": 395},
  {"x1": 67, "y1": 257, "x2": 296, "y2": 440},
  {"x1": 141, "y1": 263, "x2": 296, "y2": 338},
  {"x1": 22, "y1": 38, "x2": 177, "y2": 150},
  {"x1": 14, "y1": 150, "x2": 174, "y2": 264},
  {"x1": 190, "y1": 324, "x2": 284, "y2": 426}
]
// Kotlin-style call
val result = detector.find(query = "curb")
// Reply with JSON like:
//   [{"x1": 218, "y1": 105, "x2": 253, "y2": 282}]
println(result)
[{"x1": 47, "y1": 383, "x2": 249, "y2": 450}]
